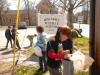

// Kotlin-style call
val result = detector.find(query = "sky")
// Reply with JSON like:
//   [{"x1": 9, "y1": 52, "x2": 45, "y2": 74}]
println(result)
[
  {"x1": 7, "y1": 0, "x2": 82, "y2": 13},
  {"x1": 8, "y1": 0, "x2": 41, "y2": 10}
]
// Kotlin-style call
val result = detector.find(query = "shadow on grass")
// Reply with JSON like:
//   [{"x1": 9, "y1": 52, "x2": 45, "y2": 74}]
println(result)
[
  {"x1": 24, "y1": 46, "x2": 31, "y2": 49},
  {"x1": 24, "y1": 54, "x2": 39, "y2": 62},
  {"x1": 34, "y1": 70, "x2": 43, "y2": 75},
  {"x1": 1, "y1": 50, "x2": 13, "y2": 55},
  {"x1": 0, "y1": 48, "x2": 7, "y2": 51},
  {"x1": 1, "y1": 49, "x2": 18, "y2": 55}
]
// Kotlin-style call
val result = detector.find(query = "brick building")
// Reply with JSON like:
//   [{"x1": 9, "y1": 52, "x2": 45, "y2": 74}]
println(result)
[
  {"x1": 1, "y1": 0, "x2": 58, "y2": 26},
  {"x1": 36, "y1": 0, "x2": 58, "y2": 14}
]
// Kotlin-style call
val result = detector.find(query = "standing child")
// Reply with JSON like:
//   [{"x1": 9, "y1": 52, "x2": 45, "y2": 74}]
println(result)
[
  {"x1": 35, "y1": 26, "x2": 47, "y2": 72},
  {"x1": 11, "y1": 25, "x2": 21, "y2": 49},
  {"x1": 46, "y1": 27, "x2": 71, "y2": 75},
  {"x1": 5, "y1": 26, "x2": 12, "y2": 48},
  {"x1": 60, "y1": 26, "x2": 74, "y2": 75}
]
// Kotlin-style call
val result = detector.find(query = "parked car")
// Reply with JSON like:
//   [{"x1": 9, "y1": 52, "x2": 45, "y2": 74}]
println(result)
[{"x1": 18, "y1": 22, "x2": 27, "y2": 29}]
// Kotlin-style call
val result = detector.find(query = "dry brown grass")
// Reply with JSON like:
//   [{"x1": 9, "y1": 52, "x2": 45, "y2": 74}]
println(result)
[{"x1": 0, "y1": 63, "x2": 13, "y2": 75}]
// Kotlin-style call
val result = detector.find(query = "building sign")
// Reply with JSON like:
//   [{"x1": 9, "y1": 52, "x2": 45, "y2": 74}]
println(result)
[
  {"x1": 38, "y1": 13, "x2": 66, "y2": 34},
  {"x1": 78, "y1": 16, "x2": 83, "y2": 24}
]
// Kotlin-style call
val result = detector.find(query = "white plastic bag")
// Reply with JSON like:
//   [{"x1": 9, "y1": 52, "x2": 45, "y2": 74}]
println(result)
[
  {"x1": 69, "y1": 51, "x2": 94, "y2": 71},
  {"x1": 34, "y1": 46, "x2": 43, "y2": 57}
]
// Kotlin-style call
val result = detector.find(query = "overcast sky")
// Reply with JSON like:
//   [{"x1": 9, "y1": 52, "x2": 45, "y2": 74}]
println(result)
[
  {"x1": 8, "y1": 0, "x2": 41, "y2": 10},
  {"x1": 7, "y1": 0, "x2": 82, "y2": 13}
]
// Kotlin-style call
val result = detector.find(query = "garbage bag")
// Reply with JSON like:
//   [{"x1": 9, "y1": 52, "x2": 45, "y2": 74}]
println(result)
[
  {"x1": 33, "y1": 46, "x2": 43, "y2": 57},
  {"x1": 69, "y1": 51, "x2": 94, "y2": 71}
]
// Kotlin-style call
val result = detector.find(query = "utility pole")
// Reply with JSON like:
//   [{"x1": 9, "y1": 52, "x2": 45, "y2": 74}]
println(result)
[
  {"x1": 90, "y1": 0, "x2": 100, "y2": 74},
  {"x1": 89, "y1": 0, "x2": 95, "y2": 75}
]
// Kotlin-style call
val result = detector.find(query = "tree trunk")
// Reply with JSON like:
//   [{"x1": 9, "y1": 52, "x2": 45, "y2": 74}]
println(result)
[
  {"x1": 89, "y1": 0, "x2": 96, "y2": 74},
  {"x1": 0, "y1": 12, "x2": 2, "y2": 26},
  {"x1": 67, "y1": 9, "x2": 73, "y2": 29},
  {"x1": 90, "y1": 0, "x2": 100, "y2": 74},
  {"x1": 24, "y1": 0, "x2": 31, "y2": 26},
  {"x1": 27, "y1": 0, "x2": 31, "y2": 26}
]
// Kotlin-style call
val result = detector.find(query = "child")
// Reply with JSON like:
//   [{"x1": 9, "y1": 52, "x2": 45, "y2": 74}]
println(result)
[
  {"x1": 35, "y1": 26, "x2": 47, "y2": 72},
  {"x1": 46, "y1": 26, "x2": 72, "y2": 75},
  {"x1": 5, "y1": 26, "x2": 12, "y2": 48},
  {"x1": 11, "y1": 25, "x2": 21, "y2": 49},
  {"x1": 60, "y1": 26, "x2": 74, "y2": 75}
]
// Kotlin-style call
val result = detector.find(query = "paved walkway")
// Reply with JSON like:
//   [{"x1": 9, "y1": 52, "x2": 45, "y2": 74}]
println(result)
[
  {"x1": 0, "y1": 27, "x2": 51, "y2": 68},
  {"x1": 0, "y1": 27, "x2": 54, "y2": 67},
  {"x1": 0, "y1": 48, "x2": 39, "y2": 67}
]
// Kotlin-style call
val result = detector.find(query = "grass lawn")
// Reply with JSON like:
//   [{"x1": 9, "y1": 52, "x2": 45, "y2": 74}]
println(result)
[
  {"x1": 16, "y1": 66, "x2": 89, "y2": 75},
  {"x1": 75, "y1": 71, "x2": 89, "y2": 75},
  {"x1": 23, "y1": 47, "x2": 34, "y2": 56},
  {"x1": 74, "y1": 37, "x2": 89, "y2": 54},
  {"x1": 16, "y1": 66, "x2": 49, "y2": 75}
]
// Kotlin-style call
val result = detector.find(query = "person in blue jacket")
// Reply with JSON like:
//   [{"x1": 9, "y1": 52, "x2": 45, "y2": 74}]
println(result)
[{"x1": 35, "y1": 26, "x2": 47, "y2": 72}]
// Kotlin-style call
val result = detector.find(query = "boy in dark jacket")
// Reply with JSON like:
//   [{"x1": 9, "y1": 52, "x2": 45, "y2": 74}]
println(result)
[
  {"x1": 5, "y1": 26, "x2": 12, "y2": 48},
  {"x1": 11, "y1": 25, "x2": 21, "y2": 49}
]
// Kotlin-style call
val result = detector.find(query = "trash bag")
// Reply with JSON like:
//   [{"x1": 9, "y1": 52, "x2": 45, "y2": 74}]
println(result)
[
  {"x1": 33, "y1": 46, "x2": 43, "y2": 57},
  {"x1": 69, "y1": 51, "x2": 94, "y2": 71}
]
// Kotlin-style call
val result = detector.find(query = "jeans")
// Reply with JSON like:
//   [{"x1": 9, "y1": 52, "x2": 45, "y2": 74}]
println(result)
[
  {"x1": 12, "y1": 38, "x2": 21, "y2": 49},
  {"x1": 39, "y1": 51, "x2": 47, "y2": 71}
]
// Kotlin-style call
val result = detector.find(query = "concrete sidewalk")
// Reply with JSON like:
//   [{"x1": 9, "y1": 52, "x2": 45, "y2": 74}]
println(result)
[{"x1": 0, "y1": 48, "x2": 39, "y2": 67}]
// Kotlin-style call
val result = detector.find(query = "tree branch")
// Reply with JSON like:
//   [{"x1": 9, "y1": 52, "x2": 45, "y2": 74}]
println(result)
[
  {"x1": 52, "y1": 0, "x2": 58, "y2": 5},
  {"x1": 55, "y1": 3, "x2": 63, "y2": 8},
  {"x1": 73, "y1": 0, "x2": 86, "y2": 9},
  {"x1": 72, "y1": 0, "x2": 78, "y2": 7},
  {"x1": 59, "y1": 0, "x2": 69, "y2": 10}
]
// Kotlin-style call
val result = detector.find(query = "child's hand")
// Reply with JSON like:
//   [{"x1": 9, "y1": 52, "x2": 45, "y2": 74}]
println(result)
[
  {"x1": 64, "y1": 54, "x2": 72, "y2": 59},
  {"x1": 63, "y1": 50, "x2": 71, "y2": 59},
  {"x1": 63, "y1": 50, "x2": 70, "y2": 55},
  {"x1": 64, "y1": 50, "x2": 70, "y2": 53}
]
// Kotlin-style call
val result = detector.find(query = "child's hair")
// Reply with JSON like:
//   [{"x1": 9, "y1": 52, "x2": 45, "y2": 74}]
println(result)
[
  {"x1": 12, "y1": 25, "x2": 15, "y2": 28},
  {"x1": 36, "y1": 26, "x2": 44, "y2": 33},
  {"x1": 8, "y1": 26, "x2": 11, "y2": 28},
  {"x1": 55, "y1": 27, "x2": 61, "y2": 42},
  {"x1": 60, "y1": 26, "x2": 72, "y2": 39}
]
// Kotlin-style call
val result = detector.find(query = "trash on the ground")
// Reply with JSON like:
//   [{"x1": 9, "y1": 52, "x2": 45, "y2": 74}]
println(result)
[
  {"x1": 33, "y1": 46, "x2": 43, "y2": 57},
  {"x1": 69, "y1": 51, "x2": 94, "y2": 71}
]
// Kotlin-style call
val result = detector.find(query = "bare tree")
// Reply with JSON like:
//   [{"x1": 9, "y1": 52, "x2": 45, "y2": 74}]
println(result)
[
  {"x1": 54, "y1": 0, "x2": 88, "y2": 28},
  {"x1": 23, "y1": 0, "x2": 36, "y2": 26},
  {"x1": 0, "y1": 0, "x2": 9, "y2": 26}
]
